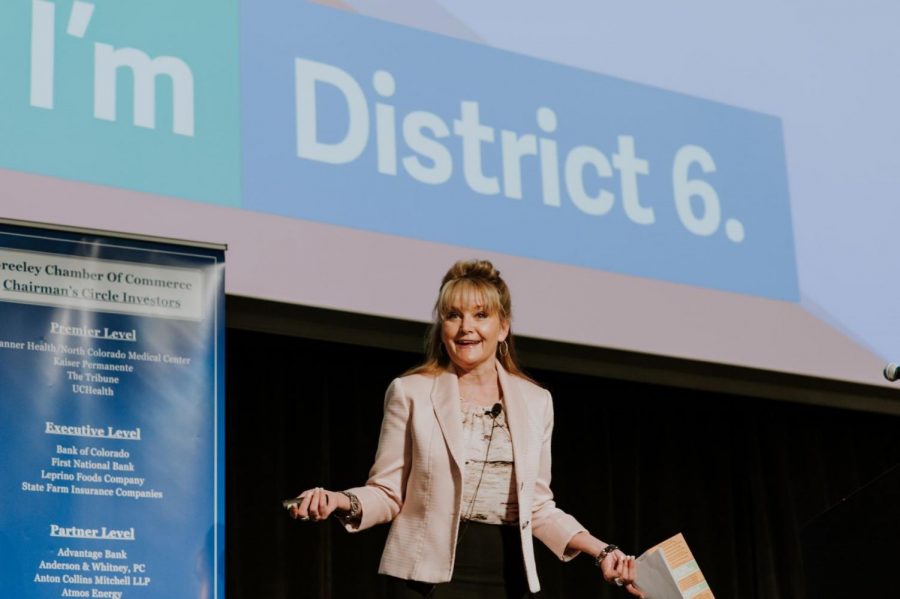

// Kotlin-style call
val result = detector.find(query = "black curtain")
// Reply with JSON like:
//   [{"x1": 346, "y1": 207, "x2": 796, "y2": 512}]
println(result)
[{"x1": 226, "y1": 328, "x2": 900, "y2": 598}]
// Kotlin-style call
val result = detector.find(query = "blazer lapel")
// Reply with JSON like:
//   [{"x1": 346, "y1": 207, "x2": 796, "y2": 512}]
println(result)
[
  {"x1": 497, "y1": 362, "x2": 534, "y2": 490},
  {"x1": 431, "y1": 368, "x2": 465, "y2": 474}
]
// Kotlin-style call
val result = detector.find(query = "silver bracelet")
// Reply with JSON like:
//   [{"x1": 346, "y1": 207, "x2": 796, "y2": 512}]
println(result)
[
  {"x1": 594, "y1": 544, "x2": 618, "y2": 569},
  {"x1": 337, "y1": 491, "x2": 361, "y2": 520}
]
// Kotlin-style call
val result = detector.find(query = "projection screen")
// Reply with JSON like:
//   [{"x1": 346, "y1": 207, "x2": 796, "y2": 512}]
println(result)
[{"x1": 2, "y1": 0, "x2": 898, "y2": 390}]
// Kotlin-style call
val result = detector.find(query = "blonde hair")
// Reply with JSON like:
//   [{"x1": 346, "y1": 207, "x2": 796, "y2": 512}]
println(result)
[{"x1": 405, "y1": 259, "x2": 532, "y2": 380}]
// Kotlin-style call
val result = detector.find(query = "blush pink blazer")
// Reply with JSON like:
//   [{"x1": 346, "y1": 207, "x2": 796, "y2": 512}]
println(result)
[{"x1": 344, "y1": 361, "x2": 586, "y2": 593}]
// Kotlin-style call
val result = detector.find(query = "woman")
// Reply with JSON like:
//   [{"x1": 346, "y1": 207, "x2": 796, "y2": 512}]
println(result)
[{"x1": 290, "y1": 260, "x2": 642, "y2": 598}]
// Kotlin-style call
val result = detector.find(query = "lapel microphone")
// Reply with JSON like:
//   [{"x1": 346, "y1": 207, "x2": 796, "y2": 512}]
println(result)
[{"x1": 485, "y1": 403, "x2": 502, "y2": 419}]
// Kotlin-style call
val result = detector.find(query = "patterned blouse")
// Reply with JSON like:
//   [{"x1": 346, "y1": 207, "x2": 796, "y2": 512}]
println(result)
[{"x1": 459, "y1": 399, "x2": 519, "y2": 526}]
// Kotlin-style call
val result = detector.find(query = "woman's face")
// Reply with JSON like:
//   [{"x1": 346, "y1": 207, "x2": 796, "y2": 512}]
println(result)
[{"x1": 440, "y1": 294, "x2": 509, "y2": 375}]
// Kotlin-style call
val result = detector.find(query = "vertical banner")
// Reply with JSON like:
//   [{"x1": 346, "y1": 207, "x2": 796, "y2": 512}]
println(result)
[{"x1": 0, "y1": 221, "x2": 225, "y2": 598}]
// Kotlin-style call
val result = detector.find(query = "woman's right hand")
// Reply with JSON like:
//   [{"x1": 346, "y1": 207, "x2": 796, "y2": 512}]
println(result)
[{"x1": 288, "y1": 487, "x2": 344, "y2": 522}]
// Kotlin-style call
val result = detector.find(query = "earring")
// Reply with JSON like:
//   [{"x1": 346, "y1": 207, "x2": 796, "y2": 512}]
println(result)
[{"x1": 498, "y1": 340, "x2": 509, "y2": 357}]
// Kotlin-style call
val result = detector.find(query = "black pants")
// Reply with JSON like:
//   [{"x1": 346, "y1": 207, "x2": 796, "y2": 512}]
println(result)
[{"x1": 385, "y1": 521, "x2": 533, "y2": 599}]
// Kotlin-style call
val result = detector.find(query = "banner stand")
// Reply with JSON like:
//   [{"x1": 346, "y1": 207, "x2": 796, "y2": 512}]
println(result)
[{"x1": 0, "y1": 218, "x2": 226, "y2": 599}]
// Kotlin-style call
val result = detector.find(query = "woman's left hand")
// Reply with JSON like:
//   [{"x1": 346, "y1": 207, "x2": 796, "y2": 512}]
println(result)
[
  {"x1": 600, "y1": 552, "x2": 643, "y2": 597},
  {"x1": 619, "y1": 554, "x2": 643, "y2": 597}
]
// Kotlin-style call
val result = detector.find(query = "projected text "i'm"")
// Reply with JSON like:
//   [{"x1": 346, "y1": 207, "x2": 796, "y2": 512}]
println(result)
[{"x1": 29, "y1": 0, "x2": 195, "y2": 136}]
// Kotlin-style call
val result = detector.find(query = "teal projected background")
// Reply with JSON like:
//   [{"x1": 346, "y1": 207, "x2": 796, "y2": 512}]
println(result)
[{"x1": 0, "y1": 0, "x2": 240, "y2": 205}]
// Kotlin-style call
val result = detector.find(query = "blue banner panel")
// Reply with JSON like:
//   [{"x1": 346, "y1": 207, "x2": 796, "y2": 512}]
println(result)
[
  {"x1": 0, "y1": 223, "x2": 225, "y2": 598},
  {"x1": 241, "y1": 1, "x2": 797, "y2": 300}
]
